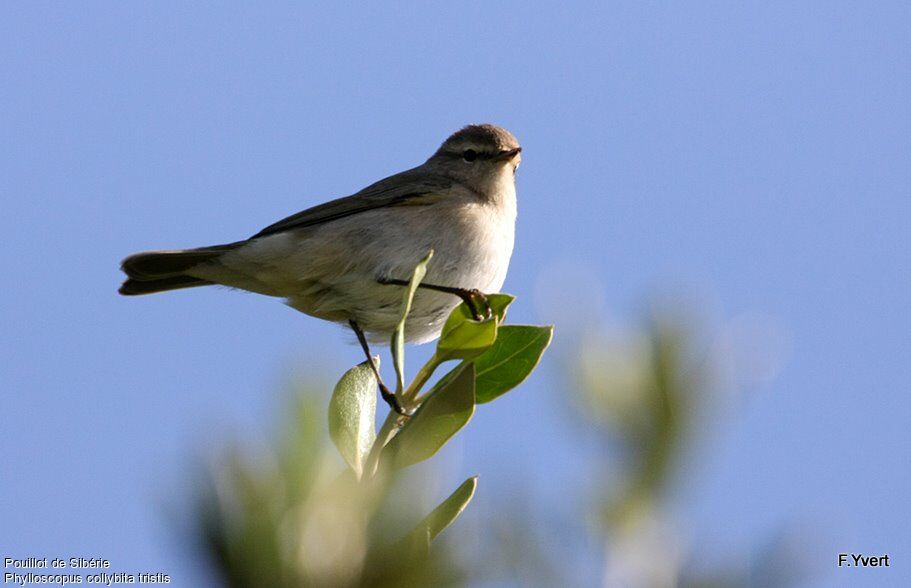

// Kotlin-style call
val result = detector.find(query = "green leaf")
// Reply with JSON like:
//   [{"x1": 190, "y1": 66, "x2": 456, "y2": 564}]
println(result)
[
  {"x1": 428, "y1": 325, "x2": 554, "y2": 406},
  {"x1": 434, "y1": 293, "x2": 514, "y2": 361},
  {"x1": 410, "y1": 476, "x2": 478, "y2": 547},
  {"x1": 391, "y1": 250, "x2": 434, "y2": 394},
  {"x1": 328, "y1": 360, "x2": 378, "y2": 477},
  {"x1": 436, "y1": 317, "x2": 498, "y2": 361},
  {"x1": 440, "y1": 293, "x2": 515, "y2": 338},
  {"x1": 473, "y1": 325, "x2": 554, "y2": 403},
  {"x1": 384, "y1": 363, "x2": 476, "y2": 469},
  {"x1": 486, "y1": 293, "x2": 515, "y2": 321}
]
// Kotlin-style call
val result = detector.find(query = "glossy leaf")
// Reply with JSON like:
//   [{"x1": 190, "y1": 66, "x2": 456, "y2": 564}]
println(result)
[
  {"x1": 440, "y1": 293, "x2": 515, "y2": 338},
  {"x1": 328, "y1": 360, "x2": 378, "y2": 477},
  {"x1": 384, "y1": 363, "x2": 476, "y2": 469},
  {"x1": 391, "y1": 250, "x2": 433, "y2": 393},
  {"x1": 429, "y1": 325, "x2": 554, "y2": 405},
  {"x1": 436, "y1": 318, "x2": 498, "y2": 361},
  {"x1": 473, "y1": 325, "x2": 553, "y2": 403}
]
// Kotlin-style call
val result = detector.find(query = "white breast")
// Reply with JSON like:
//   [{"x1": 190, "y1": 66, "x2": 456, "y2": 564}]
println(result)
[{"x1": 192, "y1": 176, "x2": 517, "y2": 343}]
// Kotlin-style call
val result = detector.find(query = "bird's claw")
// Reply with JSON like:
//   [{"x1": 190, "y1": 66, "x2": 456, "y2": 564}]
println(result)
[
  {"x1": 379, "y1": 382, "x2": 408, "y2": 416},
  {"x1": 466, "y1": 289, "x2": 493, "y2": 321}
]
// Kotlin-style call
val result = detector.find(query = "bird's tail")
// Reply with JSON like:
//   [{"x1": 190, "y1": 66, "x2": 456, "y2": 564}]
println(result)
[{"x1": 118, "y1": 242, "x2": 242, "y2": 296}]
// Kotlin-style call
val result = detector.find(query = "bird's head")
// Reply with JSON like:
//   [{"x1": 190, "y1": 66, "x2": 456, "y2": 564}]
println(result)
[{"x1": 427, "y1": 124, "x2": 522, "y2": 197}]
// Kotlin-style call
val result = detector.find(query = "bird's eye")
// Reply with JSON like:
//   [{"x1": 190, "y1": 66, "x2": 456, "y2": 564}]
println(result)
[{"x1": 462, "y1": 149, "x2": 477, "y2": 162}]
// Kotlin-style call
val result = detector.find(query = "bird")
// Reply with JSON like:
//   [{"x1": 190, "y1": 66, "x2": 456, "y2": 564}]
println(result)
[{"x1": 119, "y1": 124, "x2": 522, "y2": 409}]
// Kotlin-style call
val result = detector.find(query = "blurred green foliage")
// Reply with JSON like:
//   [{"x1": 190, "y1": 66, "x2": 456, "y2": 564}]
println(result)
[
  {"x1": 570, "y1": 309, "x2": 808, "y2": 587},
  {"x1": 194, "y1": 394, "x2": 464, "y2": 587}
]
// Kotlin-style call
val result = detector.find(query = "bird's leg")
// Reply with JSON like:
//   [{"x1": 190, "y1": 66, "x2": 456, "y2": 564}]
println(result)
[
  {"x1": 348, "y1": 319, "x2": 407, "y2": 416},
  {"x1": 377, "y1": 278, "x2": 492, "y2": 321}
]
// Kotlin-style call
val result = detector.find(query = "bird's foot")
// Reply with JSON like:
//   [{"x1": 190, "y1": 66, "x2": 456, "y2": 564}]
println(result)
[
  {"x1": 379, "y1": 382, "x2": 408, "y2": 416},
  {"x1": 462, "y1": 288, "x2": 492, "y2": 321}
]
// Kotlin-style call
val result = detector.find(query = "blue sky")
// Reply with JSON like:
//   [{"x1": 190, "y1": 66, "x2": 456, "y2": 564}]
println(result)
[{"x1": 1, "y1": 2, "x2": 908, "y2": 586}]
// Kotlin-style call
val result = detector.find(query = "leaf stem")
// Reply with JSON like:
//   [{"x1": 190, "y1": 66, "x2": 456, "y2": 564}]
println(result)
[
  {"x1": 402, "y1": 353, "x2": 444, "y2": 402},
  {"x1": 365, "y1": 411, "x2": 405, "y2": 478},
  {"x1": 363, "y1": 353, "x2": 445, "y2": 476}
]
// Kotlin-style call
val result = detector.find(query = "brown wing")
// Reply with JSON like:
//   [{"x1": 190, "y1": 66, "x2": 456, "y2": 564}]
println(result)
[{"x1": 251, "y1": 167, "x2": 452, "y2": 239}]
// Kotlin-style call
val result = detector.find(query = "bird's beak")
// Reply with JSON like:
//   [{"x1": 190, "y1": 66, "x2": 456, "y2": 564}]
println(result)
[{"x1": 493, "y1": 147, "x2": 522, "y2": 161}]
